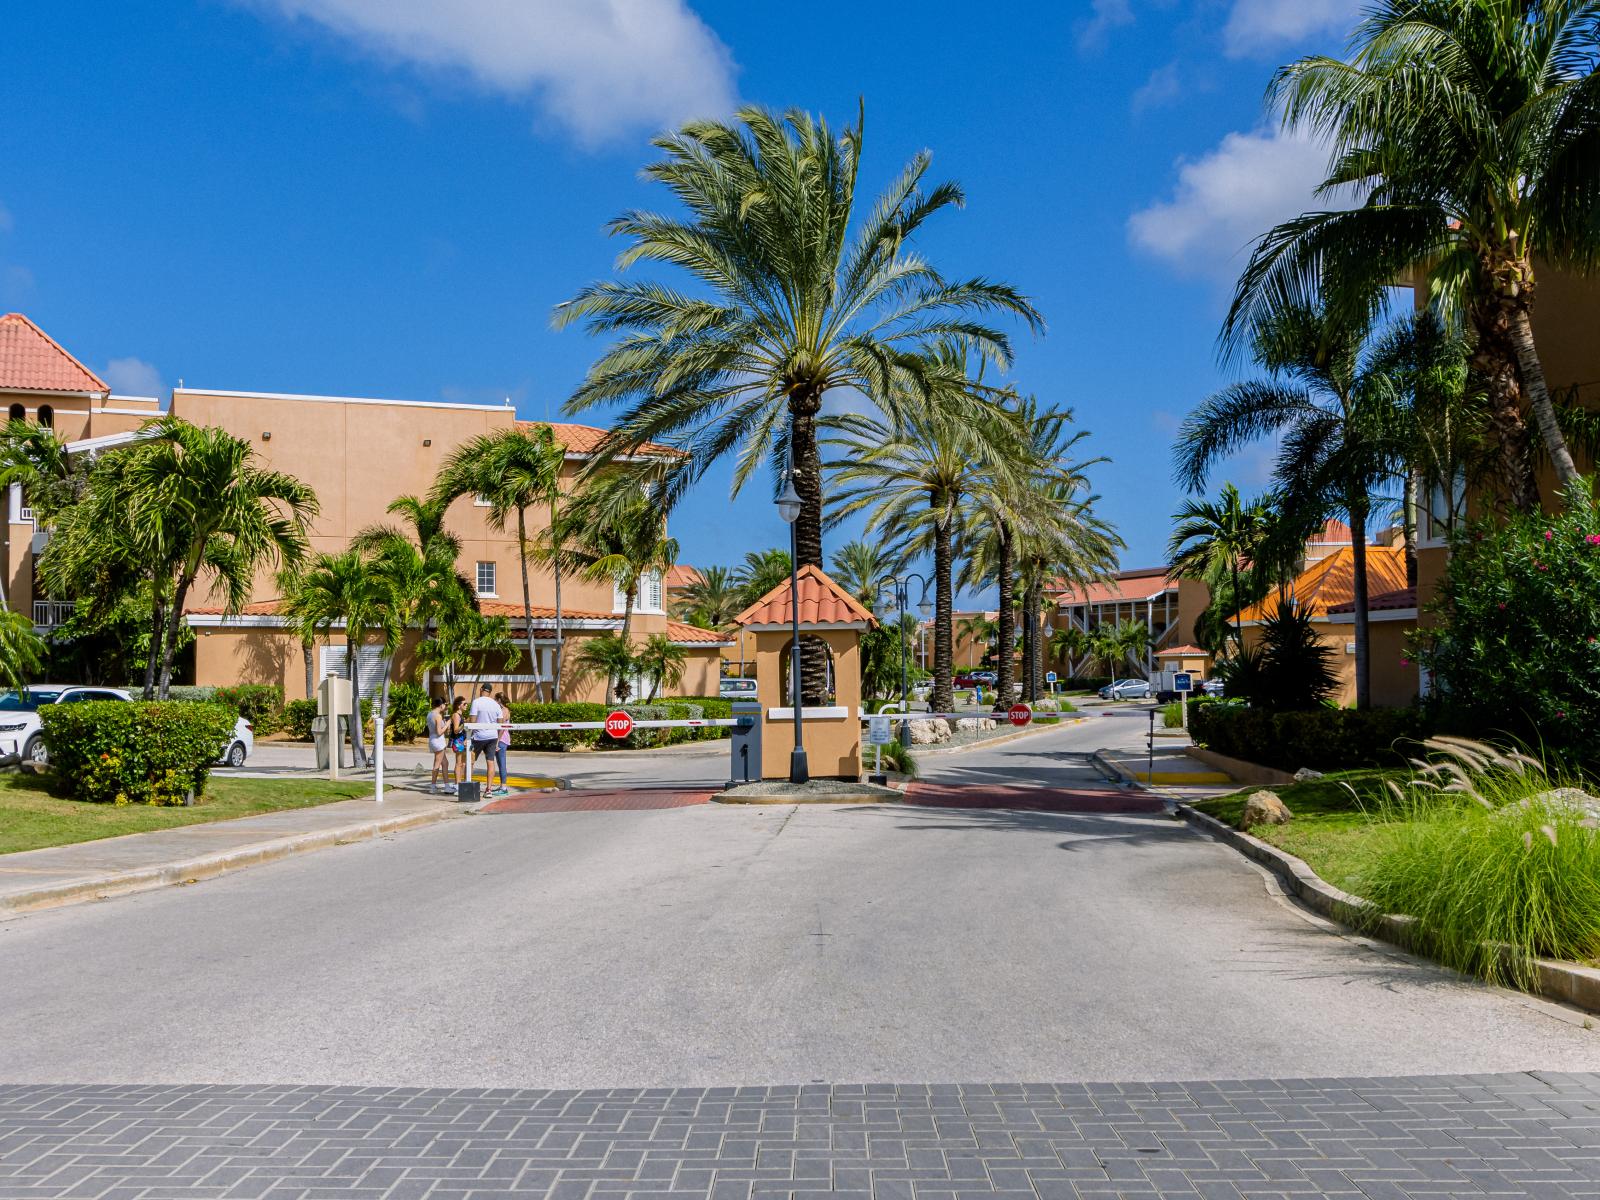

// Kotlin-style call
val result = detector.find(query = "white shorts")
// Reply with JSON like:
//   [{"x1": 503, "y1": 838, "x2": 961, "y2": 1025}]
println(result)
[{"x1": 429, "y1": 736, "x2": 448, "y2": 753}]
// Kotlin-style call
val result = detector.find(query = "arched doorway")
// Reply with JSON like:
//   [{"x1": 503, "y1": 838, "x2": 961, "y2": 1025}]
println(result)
[
  {"x1": 779, "y1": 634, "x2": 836, "y2": 705},
  {"x1": 36, "y1": 405, "x2": 52, "y2": 429},
  {"x1": 6, "y1": 404, "x2": 23, "y2": 423}
]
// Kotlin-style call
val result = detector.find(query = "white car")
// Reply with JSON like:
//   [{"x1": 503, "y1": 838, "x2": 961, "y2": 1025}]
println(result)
[
  {"x1": 219, "y1": 716, "x2": 254, "y2": 767},
  {"x1": 0, "y1": 685, "x2": 133, "y2": 767},
  {"x1": 718, "y1": 677, "x2": 758, "y2": 700}
]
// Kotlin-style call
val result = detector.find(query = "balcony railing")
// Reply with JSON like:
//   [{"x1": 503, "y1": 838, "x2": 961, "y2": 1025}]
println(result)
[{"x1": 32, "y1": 600, "x2": 75, "y2": 628}]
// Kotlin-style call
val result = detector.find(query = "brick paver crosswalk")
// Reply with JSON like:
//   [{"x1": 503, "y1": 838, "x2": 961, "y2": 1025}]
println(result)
[{"x1": 1, "y1": 1073, "x2": 1597, "y2": 1198}]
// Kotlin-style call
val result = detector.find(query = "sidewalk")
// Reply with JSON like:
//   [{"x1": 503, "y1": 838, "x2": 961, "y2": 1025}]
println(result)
[{"x1": 0, "y1": 789, "x2": 458, "y2": 916}]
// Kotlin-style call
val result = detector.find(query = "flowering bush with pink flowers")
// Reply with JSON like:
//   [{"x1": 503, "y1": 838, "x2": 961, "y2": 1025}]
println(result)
[{"x1": 1419, "y1": 477, "x2": 1600, "y2": 758}]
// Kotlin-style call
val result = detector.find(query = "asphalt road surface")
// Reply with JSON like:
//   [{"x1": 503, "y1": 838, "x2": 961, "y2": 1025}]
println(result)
[{"x1": 3, "y1": 717, "x2": 1598, "y2": 1089}]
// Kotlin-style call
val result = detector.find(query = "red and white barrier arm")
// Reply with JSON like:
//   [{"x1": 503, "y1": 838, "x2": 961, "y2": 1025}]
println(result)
[{"x1": 463, "y1": 718, "x2": 746, "y2": 732}]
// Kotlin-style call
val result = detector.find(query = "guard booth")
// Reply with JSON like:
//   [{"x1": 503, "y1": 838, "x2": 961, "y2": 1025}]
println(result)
[{"x1": 731, "y1": 565, "x2": 876, "y2": 780}]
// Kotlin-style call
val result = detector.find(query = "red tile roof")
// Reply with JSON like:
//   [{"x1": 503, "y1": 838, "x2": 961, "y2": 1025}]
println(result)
[
  {"x1": 1155, "y1": 644, "x2": 1209, "y2": 657},
  {"x1": 1235, "y1": 546, "x2": 1410, "y2": 623},
  {"x1": 666, "y1": 620, "x2": 731, "y2": 644},
  {"x1": 516, "y1": 420, "x2": 682, "y2": 458},
  {"x1": 0, "y1": 313, "x2": 107, "y2": 394},
  {"x1": 1053, "y1": 568, "x2": 1177, "y2": 606},
  {"x1": 734, "y1": 564, "x2": 878, "y2": 628},
  {"x1": 1309, "y1": 518, "x2": 1354, "y2": 544},
  {"x1": 665, "y1": 564, "x2": 704, "y2": 589},
  {"x1": 1326, "y1": 586, "x2": 1417, "y2": 615},
  {"x1": 185, "y1": 599, "x2": 618, "y2": 622}
]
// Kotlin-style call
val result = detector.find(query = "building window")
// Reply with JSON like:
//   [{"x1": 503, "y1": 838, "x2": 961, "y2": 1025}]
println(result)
[
  {"x1": 640, "y1": 570, "x2": 663, "y2": 614},
  {"x1": 475, "y1": 561, "x2": 497, "y2": 597},
  {"x1": 37, "y1": 405, "x2": 51, "y2": 429},
  {"x1": 474, "y1": 493, "x2": 492, "y2": 507},
  {"x1": 6, "y1": 404, "x2": 22, "y2": 424}
]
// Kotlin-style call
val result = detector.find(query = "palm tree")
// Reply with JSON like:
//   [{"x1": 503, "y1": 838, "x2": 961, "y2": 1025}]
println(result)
[
  {"x1": 570, "y1": 633, "x2": 638, "y2": 705},
  {"x1": 826, "y1": 365, "x2": 1023, "y2": 714},
  {"x1": 281, "y1": 550, "x2": 379, "y2": 768},
  {"x1": 432, "y1": 426, "x2": 565, "y2": 701},
  {"x1": 1166, "y1": 484, "x2": 1275, "y2": 653},
  {"x1": 734, "y1": 548, "x2": 793, "y2": 608},
  {"x1": 637, "y1": 633, "x2": 688, "y2": 702},
  {"x1": 0, "y1": 419, "x2": 90, "y2": 612},
  {"x1": 0, "y1": 608, "x2": 44, "y2": 690},
  {"x1": 553, "y1": 469, "x2": 679, "y2": 703},
  {"x1": 829, "y1": 539, "x2": 906, "y2": 612},
  {"x1": 1177, "y1": 301, "x2": 1406, "y2": 709},
  {"x1": 556, "y1": 104, "x2": 1042, "y2": 573},
  {"x1": 673, "y1": 565, "x2": 744, "y2": 629},
  {"x1": 124, "y1": 418, "x2": 317, "y2": 699},
  {"x1": 1047, "y1": 624, "x2": 1090, "y2": 676},
  {"x1": 1227, "y1": 0, "x2": 1600, "y2": 510},
  {"x1": 956, "y1": 613, "x2": 1000, "y2": 669}
]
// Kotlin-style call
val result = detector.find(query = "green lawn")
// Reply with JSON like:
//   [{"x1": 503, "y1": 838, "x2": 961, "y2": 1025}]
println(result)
[
  {"x1": 0, "y1": 773, "x2": 373, "y2": 856},
  {"x1": 1191, "y1": 769, "x2": 1407, "y2": 896}
]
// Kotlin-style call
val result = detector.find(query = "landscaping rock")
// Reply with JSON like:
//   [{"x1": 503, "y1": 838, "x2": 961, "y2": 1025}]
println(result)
[
  {"x1": 1516, "y1": 788, "x2": 1600, "y2": 830},
  {"x1": 908, "y1": 718, "x2": 953, "y2": 745},
  {"x1": 1240, "y1": 789, "x2": 1292, "y2": 830},
  {"x1": 1293, "y1": 767, "x2": 1324, "y2": 782}
]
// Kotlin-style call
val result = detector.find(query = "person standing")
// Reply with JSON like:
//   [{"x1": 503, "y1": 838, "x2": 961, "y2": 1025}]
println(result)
[
  {"x1": 426, "y1": 694, "x2": 452, "y2": 795},
  {"x1": 449, "y1": 695, "x2": 469, "y2": 791},
  {"x1": 492, "y1": 690, "x2": 513, "y2": 797},
  {"x1": 468, "y1": 684, "x2": 501, "y2": 795}
]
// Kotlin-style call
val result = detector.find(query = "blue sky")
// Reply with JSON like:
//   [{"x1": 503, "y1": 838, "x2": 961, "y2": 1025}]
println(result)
[{"x1": 1, "y1": 0, "x2": 1362, "y2": 590}]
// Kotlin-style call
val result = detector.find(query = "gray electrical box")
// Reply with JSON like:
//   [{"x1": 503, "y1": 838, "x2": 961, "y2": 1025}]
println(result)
[{"x1": 729, "y1": 701, "x2": 761, "y2": 785}]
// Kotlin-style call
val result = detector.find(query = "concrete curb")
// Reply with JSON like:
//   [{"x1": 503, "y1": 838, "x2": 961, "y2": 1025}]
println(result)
[
  {"x1": 0, "y1": 802, "x2": 460, "y2": 916},
  {"x1": 1176, "y1": 802, "x2": 1600, "y2": 1017},
  {"x1": 911, "y1": 716, "x2": 1088, "y2": 758}
]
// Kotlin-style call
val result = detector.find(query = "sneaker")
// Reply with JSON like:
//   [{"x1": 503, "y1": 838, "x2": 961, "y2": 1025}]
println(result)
[{"x1": 493, "y1": 787, "x2": 511, "y2": 797}]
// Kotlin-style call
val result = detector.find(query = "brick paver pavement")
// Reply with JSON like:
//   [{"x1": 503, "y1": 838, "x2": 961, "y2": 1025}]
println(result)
[{"x1": 2, "y1": 1073, "x2": 1597, "y2": 1199}]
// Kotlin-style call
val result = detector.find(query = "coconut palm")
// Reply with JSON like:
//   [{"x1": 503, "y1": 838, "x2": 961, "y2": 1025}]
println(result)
[
  {"x1": 1177, "y1": 301, "x2": 1408, "y2": 709},
  {"x1": 673, "y1": 565, "x2": 744, "y2": 629},
  {"x1": 1166, "y1": 484, "x2": 1275, "y2": 653},
  {"x1": 556, "y1": 104, "x2": 1043, "y2": 575},
  {"x1": 829, "y1": 539, "x2": 907, "y2": 612},
  {"x1": 123, "y1": 418, "x2": 317, "y2": 699},
  {"x1": 432, "y1": 426, "x2": 565, "y2": 701},
  {"x1": 1226, "y1": 0, "x2": 1600, "y2": 510},
  {"x1": 281, "y1": 550, "x2": 380, "y2": 768},
  {"x1": 0, "y1": 608, "x2": 44, "y2": 690}
]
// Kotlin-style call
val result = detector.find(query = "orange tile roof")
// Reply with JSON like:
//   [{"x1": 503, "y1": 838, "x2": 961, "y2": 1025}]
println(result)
[
  {"x1": 516, "y1": 420, "x2": 682, "y2": 458},
  {"x1": 1155, "y1": 644, "x2": 1209, "y2": 657},
  {"x1": 666, "y1": 620, "x2": 731, "y2": 644},
  {"x1": 1327, "y1": 586, "x2": 1417, "y2": 615},
  {"x1": 0, "y1": 313, "x2": 107, "y2": 394},
  {"x1": 1234, "y1": 546, "x2": 1409, "y2": 624},
  {"x1": 185, "y1": 599, "x2": 618, "y2": 622},
  {"x1": 734, "y1": 564, "x2": 878, "y2": 628},
  {"x1": 665, "y1": 564, "x2": 704, "y2": 589},
  {"x1": 1053, "y1": 568, "x2": 1177, "y2": 606}
]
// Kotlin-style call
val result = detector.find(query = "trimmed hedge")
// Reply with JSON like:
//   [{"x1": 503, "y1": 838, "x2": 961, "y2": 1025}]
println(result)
[
  {"x1": 503, "y1": 699, "x2": 736, "y2": 751},
  {"x1": 214, "y1": 683, "x2": 284, "y2": 736},
  {"x1": 40, "y1": 700, "x2": 237, "y2": 805},
  {"x1": 284, "y1": 699, "x2": 318, "y2": 740},
  {"x1": 1188, "y1": 703, "x2": 1430, "y2": 772}
]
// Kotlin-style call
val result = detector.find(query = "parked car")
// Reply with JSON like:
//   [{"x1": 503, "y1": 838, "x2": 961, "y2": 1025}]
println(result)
[
  {"x1": 719, "y1": 677, "x2": 758, "y2": 700},
  {"x1": 0, "y1": 685, "x2": 133, "y2": 767},
  {"x1": 1201, "y1": 678, "x2": 1226, "y2": 697},
  {"x1": 220, "y1": 716, "x2": 254, "y2": 767},
  {"x1": 1096, "y1": 678, "x2": 1152, "y2": 701}
]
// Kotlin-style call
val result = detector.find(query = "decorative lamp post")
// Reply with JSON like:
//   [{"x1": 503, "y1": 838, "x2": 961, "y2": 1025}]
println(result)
[
  {"x1": 775, "y1": 472, "x2": 808, "y2": 783},
  {"x1": 877, "y1": 573, "x2": 931, "y2": 747}
]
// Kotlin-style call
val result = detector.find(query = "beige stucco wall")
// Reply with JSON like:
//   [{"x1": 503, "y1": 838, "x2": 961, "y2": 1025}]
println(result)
[
  {"x1": 750, "y1": 626, "x2": 864, "y2": 779},
  {"x1": 1240, "y1": 617, "x2": 1419, "y2": 709}
]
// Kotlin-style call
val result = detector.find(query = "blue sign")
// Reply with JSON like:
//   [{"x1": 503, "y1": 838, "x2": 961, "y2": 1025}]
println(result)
[
  {"x1": 1173, "y1": 672, "x2": 1194, "y2": 693},
  {"x1": 1045, "y1": 671, "x2": 1057, "y2": 683}
]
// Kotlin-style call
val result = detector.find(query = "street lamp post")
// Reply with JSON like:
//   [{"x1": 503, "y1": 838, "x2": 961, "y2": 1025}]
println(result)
[
  {"x1": 876, "y1": 573, "x2": 931, "y2": 747},
  {"x1": 775, "y1": 466, "x2": 808, "y2": 784}
]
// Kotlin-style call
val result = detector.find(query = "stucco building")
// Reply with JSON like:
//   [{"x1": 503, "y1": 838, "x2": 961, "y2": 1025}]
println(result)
[{"x1": 1, "y1": 314, "x2": 729, "y2": 701}]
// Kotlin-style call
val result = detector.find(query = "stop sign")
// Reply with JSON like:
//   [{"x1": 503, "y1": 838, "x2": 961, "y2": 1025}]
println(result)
[
  {"x1": 1007, "y1": 703, "x2": 1032, "y2": 727},
  {"x1": 604, "y1": 710, "x2": 634, "y2": 739}
]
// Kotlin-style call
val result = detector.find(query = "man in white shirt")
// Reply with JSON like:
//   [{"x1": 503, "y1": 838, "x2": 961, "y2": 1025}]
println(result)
[{"x1": 468, "y1": 685, "x2": 506, "y2": 798}]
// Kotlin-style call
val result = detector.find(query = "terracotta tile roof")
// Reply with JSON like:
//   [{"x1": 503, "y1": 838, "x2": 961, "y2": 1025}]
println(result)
[
  {"x1": 1155, "y1": 644, "x2": 1209, "y2": 657},
  {"x1": 1053, "y1": 568, "x2": 1177, "y2": 606},
  {"x1": 1234, "y1": 546, "x2": 1410, "y2": 624},
  {"x1": 734, "y1": 564, "x2": 878, "y2": 628},
  {"x1": 666, "y1": 620, "x2": 731, "y2": 644},
  {"x1": 1309, "y1": 518, "x2": 1354, "y2": 544},
  {"x1": 184, "y1": 599, "x2": 619, "y2": 622},
  {"x1": 0, "y1": 313, "x2": 107, "y2": 394},
  {"x1": 665, "y1": 564, "x2": 704, "y2": 589},
  {"x1": 1326, "y1": 586, "x2": 1417, "y2": 615},
  {"x1": 516, "y1": 420, "x2": 682, "y2": 458}
]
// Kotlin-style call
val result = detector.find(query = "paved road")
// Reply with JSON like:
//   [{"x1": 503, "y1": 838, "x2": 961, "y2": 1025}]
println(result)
[
  {"x1": 3, "y1": 720, "x2": 1598, "y2": 1091},
  {"x1": 4, "y1": 1073, "x2": 1598, "y2": 1200}
]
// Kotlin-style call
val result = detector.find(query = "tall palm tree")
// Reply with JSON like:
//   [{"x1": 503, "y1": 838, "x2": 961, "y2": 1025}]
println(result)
[
  {"x1": 734, "y1": 548, "x2": 793, "y2": 608},
  {"x1": 281, "y1": 550, "x2": 379, "y2": 768},
  {"x1": 552, "y1": 469, "x2": 679, "y2": 703},
  {"x1": 556, "y1": 104, "x2": 1042, "y2": 574},
  {"x1": 1226, "y1": 0, "x2": 1600, "y2": 510},
  {"x1": 1177, "y1": 301, "x2": 1406, "y2": 709},
  {"x1": 124, "y1": 418, "x2": 317, "y2": 699},
  {"x1": 1166, "y1": 484, "x2": 1275, "y2": 652},
  {"x1": 829, "y1": 539, "x2": 906, "y2": 612},
  {"x1": 432, "y1": 426, "x2": 565, "y2": 701},
  {"x1": 673, "y1": 565, "x2": 744, "y2": 629},
  {"x1": 826, "y1": 366, "x2": 1023, "y2": 714}
]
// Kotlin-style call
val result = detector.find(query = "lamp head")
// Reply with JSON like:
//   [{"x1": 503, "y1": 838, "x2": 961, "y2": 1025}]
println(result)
[{"x1": 775, "y1": 477, "x2": 802, "y2": 525}]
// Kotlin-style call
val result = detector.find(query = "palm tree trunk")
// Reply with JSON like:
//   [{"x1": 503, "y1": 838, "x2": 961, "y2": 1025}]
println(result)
[
  {"x1": 615, "y1": 587, "x2": 636, "y2": 703},
  {"x1": 1469, "y1": 283, "x2": 1540, "y2": 512},
  {"x1": 551, "y1": 498, "x2": 564, "y2": 702},
  {"x1": 303, "y1": 640, "x2": 315, "y2": 701},
  {"x1": 995, "y1": 530, "x2": 1015, "y2": 708},
  {"x1": 348, "y1": 630, "x2": 368, "y2": 768},
  {"x1": 1230, "y1": 562, "x2": 1243, "y2": 652},
  {"x1": 1030, "y1": 578, "x2": 1045, "y2": 702},
  {"x1": 142, "y1": 591, "x2": 166, "y2": 700},
  {"x1": 1350, "y1": 503, "x2": 1371, "y2": 712},
  {"x1": 516, "y1": 508, "x2": 544, "y2": 704},
  {"x1": 156, "y1": 574, "x2": 193, "y2": 700},
  {"x1": 1509, "y1": 303, "x2": 1580, "y2": 494},
  {"x1": 930, "y1": 499, "x2": 955, "y2": 714},
  {"x1": 790, "y1": 395, "x2": 829, "y2": 706},
  {"x1": 1403, "y1": 471, "x2": 1419, "y2": 588}
]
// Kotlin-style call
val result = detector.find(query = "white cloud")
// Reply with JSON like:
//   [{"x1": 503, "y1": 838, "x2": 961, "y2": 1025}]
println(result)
[
  {"x1": 241, "y1": 0, "x2": 737, "y2": 144},
  {"x1": 1222, "y1": 0, "x2": 1362, "y2": 57},
  {"x1": 1077, "y1": 0, "x2": 1134, "y2": 50},
  {"x1": 1127, "y1": 125, "x2": 1344, "y2": 281},
  {"x1": 1131, "y1": 62, "x2": 1182, "y2": 115},
  {"x1": 102, "y1": 357, "x2": 165, "y2": 397}
]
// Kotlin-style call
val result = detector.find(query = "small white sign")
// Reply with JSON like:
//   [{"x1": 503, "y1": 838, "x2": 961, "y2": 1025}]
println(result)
[{"x1": 867, "y1": 715, "x2": 893, "y2": 745}]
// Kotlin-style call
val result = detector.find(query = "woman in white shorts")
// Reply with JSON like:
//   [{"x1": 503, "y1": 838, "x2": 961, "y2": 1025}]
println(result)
[{"x1": 426, "y1": 695, "x2": 452, "y2": 794}]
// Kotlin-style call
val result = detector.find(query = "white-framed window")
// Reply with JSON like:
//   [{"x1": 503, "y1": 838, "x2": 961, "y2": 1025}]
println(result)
[
  {"x1": 1421, "y1": 472, "x2": 1468, "y2": 547},
  {"x1": 476, "y1": 561, "x2": 497, "y2": 597},
  {"x1": 474, "y1": 493, "x2": 492, "y2": 507},
  {"x1": 613, "y1": 570, "x2": 665, "y2": 614}
]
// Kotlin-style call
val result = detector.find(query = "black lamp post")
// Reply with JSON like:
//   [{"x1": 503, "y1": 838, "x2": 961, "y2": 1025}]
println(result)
[
  {"x1": 877, "y1": 573, "x2": 932, "y2": 747},
  {"x1": 775, "y1": 469, "x2": 808, "y2": 783}
]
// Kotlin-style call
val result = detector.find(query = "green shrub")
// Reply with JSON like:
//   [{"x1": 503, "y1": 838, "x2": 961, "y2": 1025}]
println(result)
[
  {"x1": 505, "y1": 702, "x2": 608, "y2": 751},
  {"x1": 213, "y1": 683, "x2": 284, "y2": 736},
  {"x1": 284, "y1": 699, "x2": 319, "y2": 741},
  {"x1": 1421, "y1": 477, "x2": 1600, "y2": 761},
  {"x1": 870, "y1": 737, "x2": 918, "y2": 779},
  {"x1": 1161, "y1": 701, "x2": 1184, "y2": 728},
  {"x1": 377, "y1": 683, "x2": 430, "y2": 743},
  {"x1": 1190, "y1": 704, "x2": 1429, "y2": 771},
  {"x1": 40, "y1": 700, "x2": 237, "y2": 805}
]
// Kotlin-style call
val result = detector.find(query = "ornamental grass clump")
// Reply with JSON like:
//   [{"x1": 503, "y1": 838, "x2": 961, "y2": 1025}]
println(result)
[{"x1": 1357, "y1": 737, "x2": 1600, "y2": 986}]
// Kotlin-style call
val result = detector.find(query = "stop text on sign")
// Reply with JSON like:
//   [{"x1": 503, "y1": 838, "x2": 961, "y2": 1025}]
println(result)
[
  {"x1": 1007, "y1": 703, "x2": 1032, "y2": 727},
  {"x1": 604, "y1": 710, "x2": 634, "y2": 739}
]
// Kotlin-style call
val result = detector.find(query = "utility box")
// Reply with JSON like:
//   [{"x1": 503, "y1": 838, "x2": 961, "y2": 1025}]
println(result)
[
  {"x1": 317, "y1": 674, "x2": 353, "y2": 780},
  {"x1": 729, "y1": 700, "x2": 761, "y2": 785}
]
